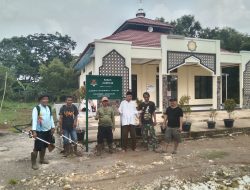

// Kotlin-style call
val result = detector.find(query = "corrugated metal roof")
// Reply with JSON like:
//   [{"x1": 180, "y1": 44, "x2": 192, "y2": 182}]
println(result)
[{"x1": 74, "y1": 46, "x2": 94, "y2": 70}]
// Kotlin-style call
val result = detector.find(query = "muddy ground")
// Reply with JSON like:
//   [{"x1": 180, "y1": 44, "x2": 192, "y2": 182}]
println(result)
[{"x1": 0, "y1": 132, "x2": 250, "y2": 190}]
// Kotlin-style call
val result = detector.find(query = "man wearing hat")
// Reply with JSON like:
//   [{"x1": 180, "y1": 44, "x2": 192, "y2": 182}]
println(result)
[
  {"x1": 95, "y1": 96, "x2": 115, "y2": 156},
  {"x1": 161, "y1": 98, "x2": 183, "y2": 154},
  {"x1": 31, "y1": 94, "x2": 55, "y2": 170}
]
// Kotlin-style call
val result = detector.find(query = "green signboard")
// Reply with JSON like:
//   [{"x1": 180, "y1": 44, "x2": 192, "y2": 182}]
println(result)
[
  {"x1": 86, "y1": 75, "x2": 122, "y2": 99},
  {"x1": 84, "y1": 75, "x2": 122, "y2": 152}
]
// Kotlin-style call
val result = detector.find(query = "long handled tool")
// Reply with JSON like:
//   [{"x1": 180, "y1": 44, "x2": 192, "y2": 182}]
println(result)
[
  {"x1": 60, "y1": 134, "x2": 85, "y2": 150},
  {"x1": 13, "y1": 125, "x2": 63, "y2": 152}
]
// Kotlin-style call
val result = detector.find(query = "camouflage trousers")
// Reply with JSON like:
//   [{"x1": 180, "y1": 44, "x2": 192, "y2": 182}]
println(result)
[{"x1": 142, "y1": 124, "x2": 158, "y2": 150}]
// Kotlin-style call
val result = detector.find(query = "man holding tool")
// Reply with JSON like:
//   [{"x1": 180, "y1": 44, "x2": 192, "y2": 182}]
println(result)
[
  {"x1": 31, "y1": 94, "x2": 55, "y2": 170},
  {"x1": 59, "y1": 96, "x2": 80, "y2": 157}
]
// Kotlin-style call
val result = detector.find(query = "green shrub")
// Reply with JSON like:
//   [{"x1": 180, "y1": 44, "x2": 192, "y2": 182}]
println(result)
[{"x1": 224, "y1": 99, "x2": 236, "y2": 119}]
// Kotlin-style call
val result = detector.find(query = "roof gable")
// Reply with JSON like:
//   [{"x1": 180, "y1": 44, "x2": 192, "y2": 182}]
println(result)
[{"x1": 113, "y1": 17, "x2": 173, "y2": 34}]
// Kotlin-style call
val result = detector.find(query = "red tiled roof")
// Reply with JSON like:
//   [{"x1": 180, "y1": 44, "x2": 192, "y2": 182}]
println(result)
[
  {"x1": 126, "y1": 17, "x2": 173, "y2": 28},
  {"x1": 104, "y1": 29, "x2": 163, "y2": 47}
]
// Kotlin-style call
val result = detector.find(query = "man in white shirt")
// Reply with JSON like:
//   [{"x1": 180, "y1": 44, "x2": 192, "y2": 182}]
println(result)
[{"x1": 119, "y1": 91, "x2": 139, "y2": 151}]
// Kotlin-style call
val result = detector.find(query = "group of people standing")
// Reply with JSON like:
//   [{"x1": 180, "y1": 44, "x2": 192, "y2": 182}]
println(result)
[
  {"x1": 95, "y1": 91, "x2": 183, "y2": 156},
  {"x1": 30, "y1": 92, "x2": 183, "y2": 170}
]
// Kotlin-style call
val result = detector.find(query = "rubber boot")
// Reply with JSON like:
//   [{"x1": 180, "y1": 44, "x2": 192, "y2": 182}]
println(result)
[
  {"x1": 60, "y1": 144, "x2": 65, "y2": 154},
  {"x1": 39, "y1": 149, "x2": 49, "y2": 164},
  {"x1": 108, "y1": 144, "x2": 113, "y2": 154},
  {"x1": 69, "y1": 143, "x2": 74, "y2": 155},
  {"x1": 96, "y1": 144, "x2": 102, "y2": 156},
  {"x1": 73, "y1": 145, "x2": 82, "y2": 157},
  {"x1": 31, "y1": 151, "x2": 39, "y2": 170},
  {"x1": 63, "y1": 144, "x2": 70, "y2": 157}
]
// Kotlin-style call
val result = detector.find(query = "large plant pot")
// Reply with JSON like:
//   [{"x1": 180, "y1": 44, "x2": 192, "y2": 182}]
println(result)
[
  {"x1": 207, "y1": 121, "x2": 216, "y2": 129},
  {"x1": 182, "y1": 122, "x2": 191, "y2": 132},
  {"x1": 224, "y1": 119, "x2": 234, "y2": 128}
]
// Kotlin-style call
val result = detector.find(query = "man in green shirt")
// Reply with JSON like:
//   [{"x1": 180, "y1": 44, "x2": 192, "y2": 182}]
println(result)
[{"x1": 95, "y1": 96, "x2": 115, "y2": 156}]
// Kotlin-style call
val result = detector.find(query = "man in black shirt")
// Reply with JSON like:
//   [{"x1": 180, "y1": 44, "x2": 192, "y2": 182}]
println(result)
[
  {"x1": 163, "y1": 98, "x2": 183, "y2": 154},
  {"x1": 139, "y1": 92, "x2": 157, "y2": 151},
  {"x1": 59, "y1": 96, "x2": 80, "y2": 156}
]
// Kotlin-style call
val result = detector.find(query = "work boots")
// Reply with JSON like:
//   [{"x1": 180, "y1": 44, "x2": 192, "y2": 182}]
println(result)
[
  {"x1": 96, "y1": 144, "x2": 102, "y2": 156},
  {"x1": 39, "y1": 149, "x2": 49, "y2": 164},
  {"x1": 31, "y1": 151, "x2": 39, "y2": 170},
  {"x1": 63, "y1": 144, "x2": 70, "y2": 157},
  {"x1": 73, "y1": 145, "x2": 82, "y2": 157},
  {"x1": 108, "y1": 144, "x2": 113, "y2": 154}
]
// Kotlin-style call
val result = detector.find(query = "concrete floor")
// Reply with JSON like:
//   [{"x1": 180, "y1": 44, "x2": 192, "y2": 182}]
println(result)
[{"x1": 76, "y1": 109, "x2": 250, "y2": 141}]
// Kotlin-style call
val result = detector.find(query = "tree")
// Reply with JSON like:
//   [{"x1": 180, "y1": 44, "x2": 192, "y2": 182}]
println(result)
[
  {"x1": 0, "y1": 32, "x2": 76, "y2": 82},
  {"x1": 39, "y1": 58, "x2": 79, "y2": 101},
  {"x1": 0, "y1": 65, "x2": 15, "y2": 99},
  {"x1": 241, "y1": 35, "x2": 250, "y2": 51},
  {"x1": 157, "y1": 15, "x2": 250, "y2": 52},
  {"x1": 200, "y1": 27, "x2": 248, "y2": 52},
  {"x1": 170, "y1": 15, "x2": 202, "y2": 37}
]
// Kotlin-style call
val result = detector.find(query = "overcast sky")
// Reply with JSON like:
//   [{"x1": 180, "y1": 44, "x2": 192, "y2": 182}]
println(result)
[{"x1": 1, "y1": 0, "x2": 250, "y2": 54}]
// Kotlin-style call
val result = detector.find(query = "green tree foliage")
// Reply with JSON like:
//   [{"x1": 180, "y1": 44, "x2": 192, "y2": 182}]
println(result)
[
  {"x1": 39, "y1": 58, "x2": 79, "y2": 101},
  {"x1": 200, "y1": 27, "x2": 250, "y2": 52},
  {"x1": 157, "y1": 15, "x2": 250, "y2": 52},
  {"x1": 170, "y1": 15, "x2": 202, "y2": 38},
  {"x1": 0, "y1": 32, "x2": 76, "y2": 82},
  {"x1": 0, "y1": 65, "x2": 15, "y2": 99}
]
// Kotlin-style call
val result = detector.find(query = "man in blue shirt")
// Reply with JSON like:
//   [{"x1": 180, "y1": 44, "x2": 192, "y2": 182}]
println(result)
[{"x1": 31, "y1": 94, "x2": 55, "y2": 170}]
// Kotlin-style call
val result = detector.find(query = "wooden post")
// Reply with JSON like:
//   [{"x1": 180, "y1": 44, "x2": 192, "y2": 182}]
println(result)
[{"x1": 0, "y1": 72, "x2": 7, "y2": 112}]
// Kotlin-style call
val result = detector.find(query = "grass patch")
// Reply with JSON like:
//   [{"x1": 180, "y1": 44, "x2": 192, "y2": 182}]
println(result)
[
  {"x1": 8, "y1": 179, "x2": 18, "y2": 185},
  {"x1": 0, "y1": 101, "x2": 35, "y2": 129},
  {"x1": 200, "y1": 150, "x2": 229, "y2": 160}
]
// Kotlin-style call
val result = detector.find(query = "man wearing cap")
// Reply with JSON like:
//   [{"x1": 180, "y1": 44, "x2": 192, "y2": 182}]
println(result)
[
  {"x1": 31, "y1": 95, "x2": 55, "y2": 170},
  {"x1": 162, "y1": 98, "x2": 183, "y2": 154},
  {"x1": 95, "y1": 96, "x2": 115, "y2": 156},
  {"x1": 119, "y1": 91, "x2": 139, "y2": 151}
]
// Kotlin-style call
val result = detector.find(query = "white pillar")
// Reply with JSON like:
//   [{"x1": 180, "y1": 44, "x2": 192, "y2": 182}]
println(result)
[
  {"x1": 159, "y1": 60, "x2": 163, "y2": 112},
  {"x1": 239, "y1": 64, "x2": 243, "y2": 108},
  {"x1": 212, "y1": 75, "x2": 218, "y2": 109}
]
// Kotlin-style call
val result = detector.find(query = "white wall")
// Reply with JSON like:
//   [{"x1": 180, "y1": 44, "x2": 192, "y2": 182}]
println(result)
[
  {"x1": 132, "y1": 62, "x2": 159, "y2": 104},
  {"x1": 178, "y1": 65, "x2": 213, "y2": 105},
  {"x1": 221, "y1": 53, "x2": 242, "y2": 64},
  {"x1": 94, "y1": 39, "x2": 132, "y2": 88},
  {"x1": 161, "y1": 35, "x2": 221, "y2": 76},
  {"x1": 131, "y1": 46, "x2": 161, "y2": 59},
  {"x1": 78, "y1": 59, "x2": 95, "y2": 88}
]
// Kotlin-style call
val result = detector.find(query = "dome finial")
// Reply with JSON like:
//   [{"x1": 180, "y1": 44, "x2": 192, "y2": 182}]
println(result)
[{"x1": 136, "y1": 0, "x2": 146, "y2": 18}]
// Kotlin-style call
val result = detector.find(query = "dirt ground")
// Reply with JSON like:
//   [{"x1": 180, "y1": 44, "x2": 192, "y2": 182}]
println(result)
[{"x1": 0, "y1": 132, "x2": 250, "y2": 190}]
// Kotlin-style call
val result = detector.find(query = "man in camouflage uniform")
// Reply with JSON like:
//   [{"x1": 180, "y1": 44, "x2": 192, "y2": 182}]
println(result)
[{"x1": 139, "y1": 92, "x2": 157, "y2": 151}]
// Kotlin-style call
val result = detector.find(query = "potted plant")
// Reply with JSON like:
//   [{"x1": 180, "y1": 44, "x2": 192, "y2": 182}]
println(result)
[
  {"x1": 179, "y1": 95, "x2": 192, "y2": 132},
  {"x1": 207, "y1": 109, "x2": 217, "y2": 129},
  {"x1": 224, "y1": 99, "x2": 236, "y2": 128}
]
